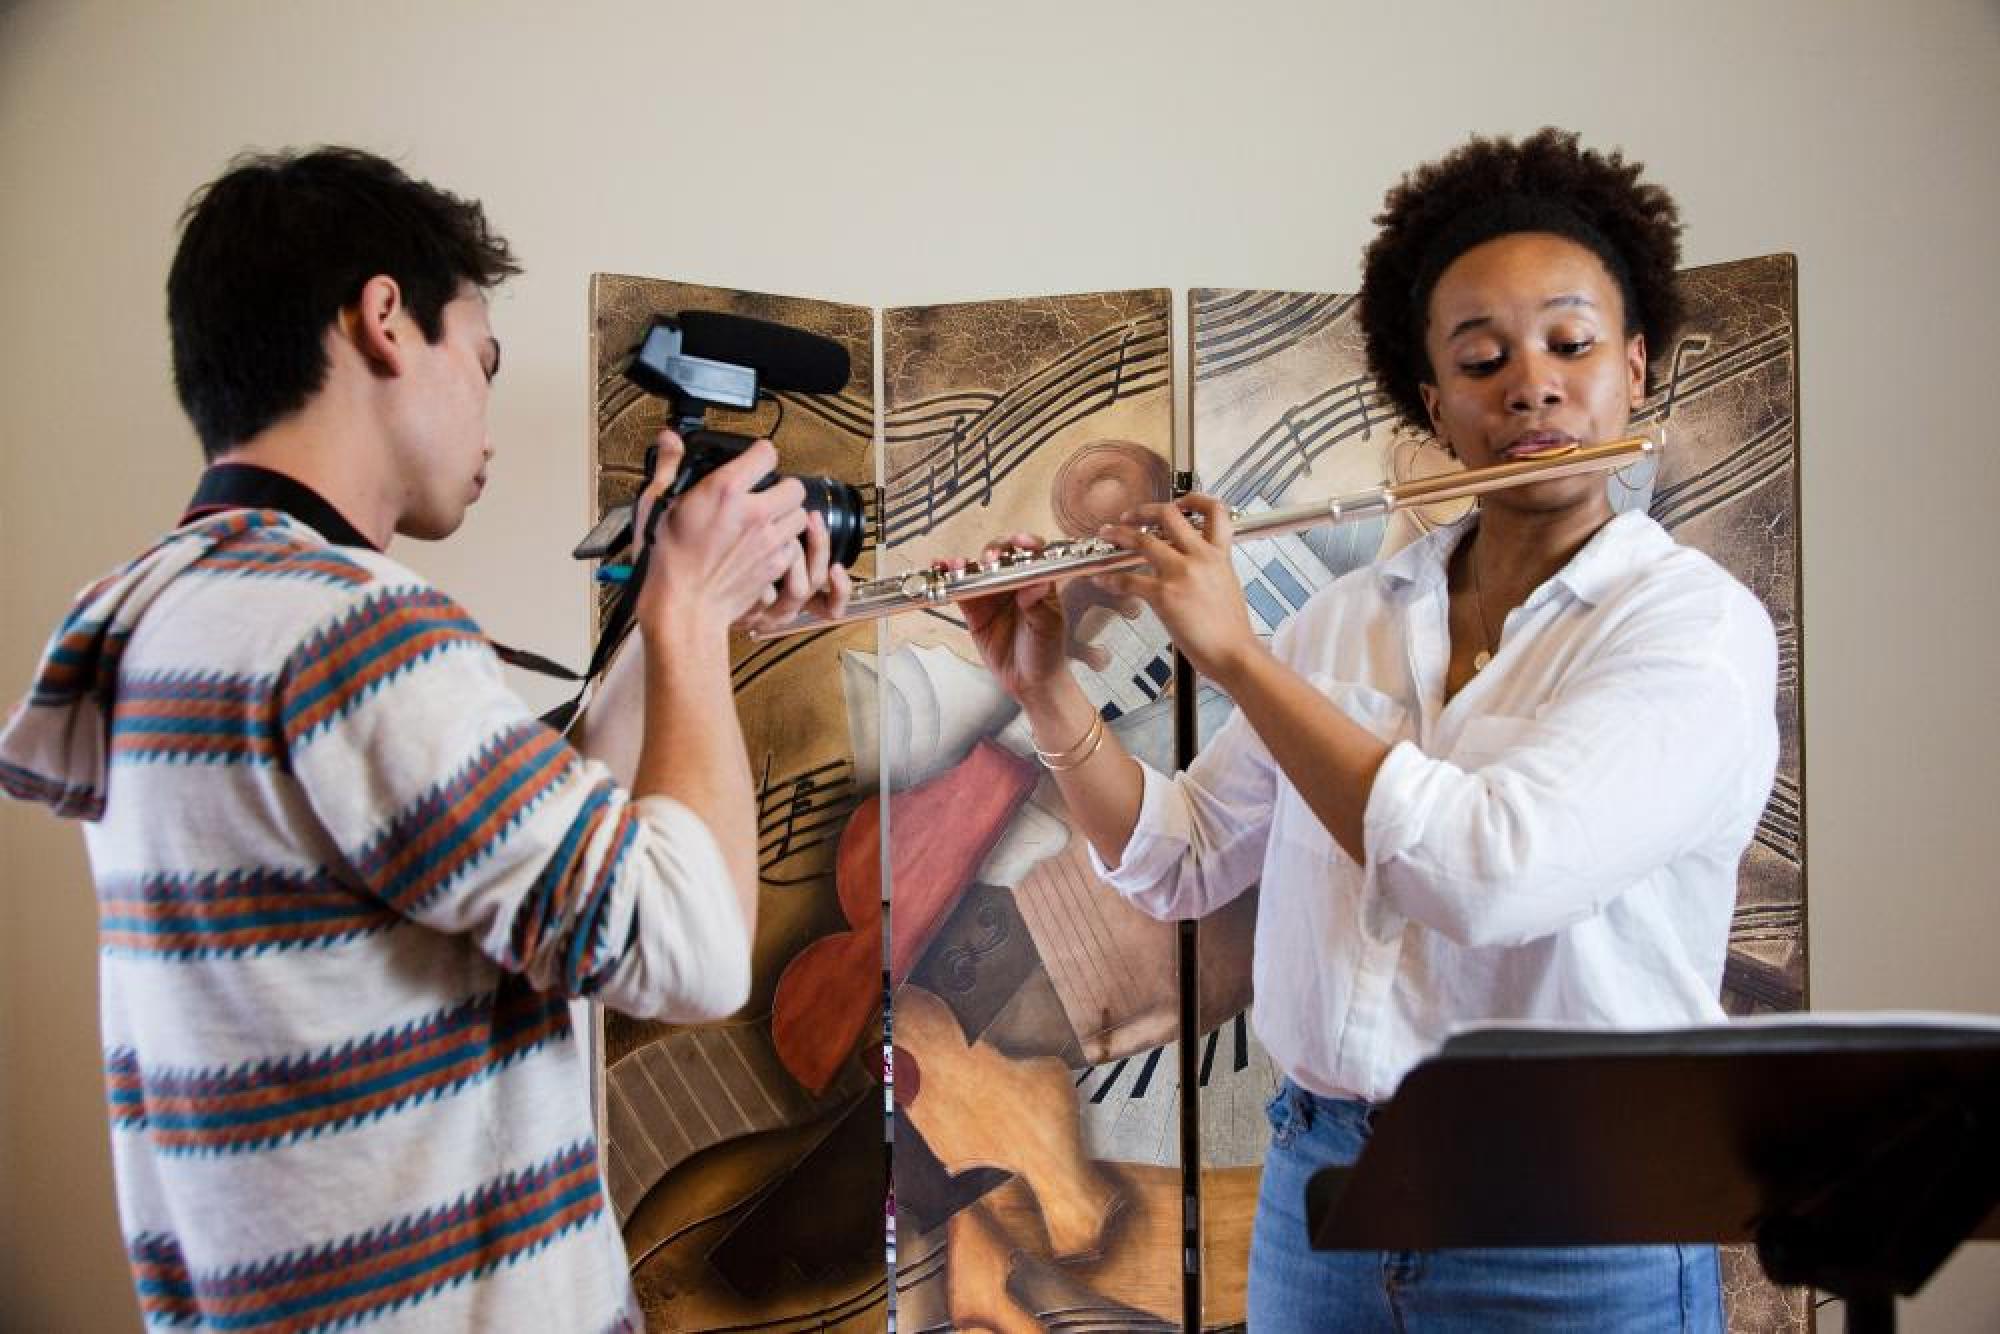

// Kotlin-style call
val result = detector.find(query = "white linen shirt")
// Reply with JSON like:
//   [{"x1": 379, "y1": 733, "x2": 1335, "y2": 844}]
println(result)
[{"x1": 1095, "y1": 510, "x2": 1779, "y2": 1103}]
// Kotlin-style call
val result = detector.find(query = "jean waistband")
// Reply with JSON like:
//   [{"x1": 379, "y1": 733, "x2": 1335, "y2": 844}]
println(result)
[{"x1": 1280, "y1": 1076, "x2": 1382, "y2": 1132}]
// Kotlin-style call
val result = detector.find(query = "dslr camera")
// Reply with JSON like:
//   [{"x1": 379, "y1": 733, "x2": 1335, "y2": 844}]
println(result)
[{"x1": 573, "y1": 312, "x2": 867, "y2": 569}]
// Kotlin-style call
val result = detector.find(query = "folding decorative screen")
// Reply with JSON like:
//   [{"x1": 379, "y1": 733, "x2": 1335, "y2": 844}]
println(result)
[{"x1": 585, "y1": 257, "x2": 1806, "y2": 1333}]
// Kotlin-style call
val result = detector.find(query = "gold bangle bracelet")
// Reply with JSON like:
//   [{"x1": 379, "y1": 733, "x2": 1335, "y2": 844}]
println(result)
[
  {"x1": 1040, "y1": 716, "x2": 1104, "y2": 768},
  {"x1": 1037, "y1": 713, "x2": 1106, "y2": 772}
]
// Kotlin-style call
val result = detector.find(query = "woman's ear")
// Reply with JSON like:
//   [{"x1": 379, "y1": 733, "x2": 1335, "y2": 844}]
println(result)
[
  {"x1": 1626, "y1": 332, "x2": 1648, "y2": 409},
  {"x1": 1418, "y1": 382, "x2": 1455, "y2": 457}
]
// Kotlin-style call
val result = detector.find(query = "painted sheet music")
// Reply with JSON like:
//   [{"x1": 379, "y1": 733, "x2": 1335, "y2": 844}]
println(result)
[
  {"x1": 1187, "y1": 261, "x2": 1807, "y2": 1332},
  {"x1": 588, "y1": 275, "x2": 886, "y2": 1332}
]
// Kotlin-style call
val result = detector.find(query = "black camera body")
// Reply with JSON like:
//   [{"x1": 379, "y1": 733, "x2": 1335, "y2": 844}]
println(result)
[{"x1": 572, "y1": 313, "x2": 866, "y2": 568}]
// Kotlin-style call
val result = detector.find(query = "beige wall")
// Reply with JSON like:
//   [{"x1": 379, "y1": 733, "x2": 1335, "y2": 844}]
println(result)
[{"x1": 3, "y1": 2, "x2": 1995, "y2": 1328}]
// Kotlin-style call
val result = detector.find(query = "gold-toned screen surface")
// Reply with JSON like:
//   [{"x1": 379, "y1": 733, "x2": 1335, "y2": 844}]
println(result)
[
  {"x1": 589, "y1": 276, "x2": 886, "y2": 1333},
  {"x1": 878, "y1": 290, "x2": 1235, "y2": 1331}
]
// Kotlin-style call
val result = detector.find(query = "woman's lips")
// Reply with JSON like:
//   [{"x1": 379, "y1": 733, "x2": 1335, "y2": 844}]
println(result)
[{"x1": 1502, "y1": 433, "x2": 1576, "y2": 460}]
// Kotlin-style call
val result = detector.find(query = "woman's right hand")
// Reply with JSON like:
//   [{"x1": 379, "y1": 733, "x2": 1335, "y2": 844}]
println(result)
[{"x1": 957, "y1": 536, "x2": 1073, "y2": 705}]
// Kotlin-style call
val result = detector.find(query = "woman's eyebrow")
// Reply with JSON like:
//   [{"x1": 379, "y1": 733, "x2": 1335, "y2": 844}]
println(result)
[{"x1": 1446, "y1": 294, "x2": 1599, "y2": 342}]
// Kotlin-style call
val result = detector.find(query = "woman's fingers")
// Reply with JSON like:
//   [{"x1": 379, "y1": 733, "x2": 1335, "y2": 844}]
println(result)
[{"x1": 1175, "y1": 492, "x2": 1233, "y2": 546}]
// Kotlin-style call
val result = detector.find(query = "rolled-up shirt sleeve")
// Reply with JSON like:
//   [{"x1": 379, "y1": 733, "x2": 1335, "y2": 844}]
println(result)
[
  {"x1": 1090, "y1": 700, "x2": 1279, "y2": 921},
  {"x1": 1362, "y1": 591, "x2": 1778, "y2": 948},
  {"x1": 582, "y1": 792, "x2": 750, "y2": 1021}
]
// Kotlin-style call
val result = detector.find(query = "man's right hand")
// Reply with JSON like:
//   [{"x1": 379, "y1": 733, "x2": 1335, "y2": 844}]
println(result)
[{"x1": 632, "y1": 431, "x2": 809, "y2": 643}]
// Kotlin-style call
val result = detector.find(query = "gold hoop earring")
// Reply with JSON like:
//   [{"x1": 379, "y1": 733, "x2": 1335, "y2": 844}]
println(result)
[
  {"x1": 1612, "y1": 426, "x2": 1663, "y2": 495},
  {"x1": 1390, "y1": 433, "x2": 1457, "y2": 486},
  {"x1": 1393, "y1": 430, "x2": 1472, "y2": 534}
]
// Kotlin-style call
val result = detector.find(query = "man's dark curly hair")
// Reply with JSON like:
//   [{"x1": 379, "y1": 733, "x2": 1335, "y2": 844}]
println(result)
[
  {"x1": 1358, "y1": 128, "x2": 1683, "y2": 434},
  {"x1": 168, "y1": 147, "x2": 520, "y2": 459}
]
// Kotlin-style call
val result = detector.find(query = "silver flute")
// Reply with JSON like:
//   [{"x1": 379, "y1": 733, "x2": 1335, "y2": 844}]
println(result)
[{"x1": 751, "y1": 435, "x2": 1656, "y2": 640}]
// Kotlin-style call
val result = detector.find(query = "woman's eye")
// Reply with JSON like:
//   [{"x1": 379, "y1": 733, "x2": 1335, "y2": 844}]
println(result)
[
  {"x1": 1552, "y1": 338, "x2": 1596, "y2": 357},
  {"x1": 1459, "y1": 355, "x2": 1504, "y2": 377}
]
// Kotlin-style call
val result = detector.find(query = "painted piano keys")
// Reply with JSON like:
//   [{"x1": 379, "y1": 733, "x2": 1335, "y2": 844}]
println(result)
[{"x1": 1073, "y1": 1009, "x2": 1280, "y2": 1170}]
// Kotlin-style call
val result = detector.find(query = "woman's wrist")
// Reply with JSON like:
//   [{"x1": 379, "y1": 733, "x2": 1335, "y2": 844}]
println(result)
[
  {"x1": 1197, "y1": 632, "x2": 1270, "y2": 696},
  {"x1": 1017, "y1": 671, "x2": 1090, "y2": 728}
]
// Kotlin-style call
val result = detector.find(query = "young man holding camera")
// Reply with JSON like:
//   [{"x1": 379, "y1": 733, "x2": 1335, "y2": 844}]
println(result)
[{"x1": 0, "y1": 147, "x2": 843, "y2": 1330}]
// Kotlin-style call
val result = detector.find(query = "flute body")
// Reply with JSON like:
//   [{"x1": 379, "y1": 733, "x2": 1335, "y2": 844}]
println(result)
[{"x1": 751, "y1": 435, "x2": 1654, "y2": 640}]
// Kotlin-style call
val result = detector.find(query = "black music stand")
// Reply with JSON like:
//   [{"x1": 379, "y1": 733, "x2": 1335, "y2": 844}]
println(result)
[{"x1": 1306, "y1": 1019, "x2": 2000, "y2": 1333}]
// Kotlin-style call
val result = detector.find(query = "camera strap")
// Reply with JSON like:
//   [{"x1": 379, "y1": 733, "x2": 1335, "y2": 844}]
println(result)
[
  {"x1": 520, "y1": 490, "x2": 667, "y2": 733},
  {"x1": 519, "y1": 579, "x2": 637, "y2": 734}
]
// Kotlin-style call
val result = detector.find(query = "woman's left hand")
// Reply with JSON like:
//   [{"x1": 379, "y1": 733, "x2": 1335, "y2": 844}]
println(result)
[{"x1": 1093, "y1": 493, "x2": 1263, "y2": 687}]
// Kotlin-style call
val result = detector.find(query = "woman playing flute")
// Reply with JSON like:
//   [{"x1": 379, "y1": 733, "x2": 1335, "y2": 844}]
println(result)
[{"x1": 960, "y1": 128, "x2": 1778, "y2": 1332}]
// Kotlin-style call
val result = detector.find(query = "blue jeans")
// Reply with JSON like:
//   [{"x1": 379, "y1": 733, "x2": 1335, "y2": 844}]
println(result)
[{"x1": 1248, "y1": 1080, "x2": 1724, "y2": 1332}]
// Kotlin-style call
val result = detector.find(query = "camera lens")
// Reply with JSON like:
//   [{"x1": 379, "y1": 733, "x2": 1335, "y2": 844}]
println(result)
[
  {"x1": 664, "y1": 432, "x2": 868, "y2": 569},
  {"x1": 799, "y1": 476, "x2": 867, "y2": 568}
]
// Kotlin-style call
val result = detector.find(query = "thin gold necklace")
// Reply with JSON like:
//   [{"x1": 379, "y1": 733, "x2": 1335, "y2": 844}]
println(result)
[{"x1": 1467, "y1": 535, "x2": 1498, "y2": 672}]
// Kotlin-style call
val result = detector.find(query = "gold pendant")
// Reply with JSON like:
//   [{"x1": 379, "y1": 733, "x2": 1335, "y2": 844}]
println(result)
[{"x1": 1473, "y1": 649, "x2": 1492, "y2": 672}]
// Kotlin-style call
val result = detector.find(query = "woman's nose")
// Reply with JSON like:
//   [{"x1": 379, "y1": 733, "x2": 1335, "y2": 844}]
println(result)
[{"x1": 1506, "y1": 351, "x2": 1563, "y2": 412}]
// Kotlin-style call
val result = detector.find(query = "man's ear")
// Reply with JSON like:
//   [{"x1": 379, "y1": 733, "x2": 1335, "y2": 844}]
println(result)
[{"x1": 343, "y1": 274, "x2": 409, "y2": 376}]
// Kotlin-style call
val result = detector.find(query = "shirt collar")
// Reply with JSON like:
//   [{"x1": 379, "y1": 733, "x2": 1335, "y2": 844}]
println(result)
[
  {"x1": 1548, "y1": 511, "x2": 1666, "y2": 605},
  {"x1": 1376, "y1": 517, "x2": 1467, "y2": 595},
  {"x1": 182, "y1": 463, "x2": 377, "y2": 550},
  {"x1": 1376, "y1": 509, "x2": 1663, "y2": 608}
]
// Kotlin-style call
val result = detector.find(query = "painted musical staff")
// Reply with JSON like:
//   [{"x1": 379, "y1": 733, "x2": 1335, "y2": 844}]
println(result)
[
  {"x1": 881, "y1": 312, "x2": 1171, "y2": 544},
  {"x1": 1206, "y1": 373, "x2": 1395, "y2": 509},
  {"x1": 756, "y1": 755, "x2": 858, "y2": 886},
  {"x1": 1650, "y1": 416, "x2": 1794, "y2": 530},
  {"x1": 1633, "y1": 327, "x2": 1789, "y2": 432},
  {"x1": 1192, "y1": 289, "x2": 1354, "y2": 383}
]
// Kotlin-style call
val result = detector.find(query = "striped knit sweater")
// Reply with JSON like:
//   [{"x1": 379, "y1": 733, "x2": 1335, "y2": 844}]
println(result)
[{"x1": 1, "y1": 509, "x2": 750, "y2": 1331}]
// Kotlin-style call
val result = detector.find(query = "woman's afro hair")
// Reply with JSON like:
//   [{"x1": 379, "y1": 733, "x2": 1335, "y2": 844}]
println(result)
[{"x1": 1358, "y1": 128, "x2": 1683, "y2": 433}]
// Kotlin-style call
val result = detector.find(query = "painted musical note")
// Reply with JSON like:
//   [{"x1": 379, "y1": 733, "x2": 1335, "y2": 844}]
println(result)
[{"x1": 756, "y1": 755, "x2": 857, "y2": 886}]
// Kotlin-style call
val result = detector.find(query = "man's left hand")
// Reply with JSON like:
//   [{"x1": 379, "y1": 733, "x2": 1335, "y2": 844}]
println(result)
[{"x1": 737, "y1": 510, "x2": 852, "y2": 636}]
